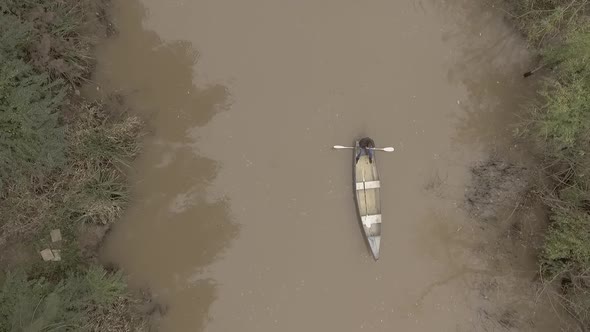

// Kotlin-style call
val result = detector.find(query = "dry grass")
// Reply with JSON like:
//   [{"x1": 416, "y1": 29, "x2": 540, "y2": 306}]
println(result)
[
  {"x1": 0, "y1": 101, "x2": 143, "y2": 246},
  {"x1": 87, "y1": 296, "x2": 150, "y2": 332}
]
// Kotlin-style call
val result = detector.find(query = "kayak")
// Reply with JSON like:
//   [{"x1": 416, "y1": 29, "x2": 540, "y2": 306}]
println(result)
[{"x1": 353, "y1": 140, "x2": 382, "y2": 260}]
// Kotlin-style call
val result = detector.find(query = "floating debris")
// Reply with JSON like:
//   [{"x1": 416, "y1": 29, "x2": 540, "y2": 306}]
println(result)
[
  {"x1": 40, "y1": 249, "x2": 61, "y2": 262},
  {"x1": 50, "y1": 229, "x2": 62, "y2": 242}
]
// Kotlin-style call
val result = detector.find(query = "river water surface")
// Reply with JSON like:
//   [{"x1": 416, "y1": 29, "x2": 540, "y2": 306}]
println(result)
[{"x1": 93, "y1": 0, "x2": 570, "y2": 330}]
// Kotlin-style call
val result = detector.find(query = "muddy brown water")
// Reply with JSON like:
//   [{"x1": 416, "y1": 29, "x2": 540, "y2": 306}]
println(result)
[{"x1": 92, "y1": 0, "x2": 573, "y2": 331}]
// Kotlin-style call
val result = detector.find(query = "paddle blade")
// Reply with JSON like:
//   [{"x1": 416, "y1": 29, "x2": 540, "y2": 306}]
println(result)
[
  {"x1": 382, "y1": 147, "x2": 395, "y2": 152},
  {"x1": 333, "y1": 145, "x2": 353, "y2": 149}
]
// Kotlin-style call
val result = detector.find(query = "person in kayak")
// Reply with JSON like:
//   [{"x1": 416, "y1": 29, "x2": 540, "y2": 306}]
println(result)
[{"x1": 355, "y1": 137, "x2": 375, "y2": 164}]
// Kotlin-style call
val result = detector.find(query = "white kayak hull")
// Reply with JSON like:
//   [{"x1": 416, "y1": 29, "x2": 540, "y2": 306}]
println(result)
[{"x1": 353, "y1": 140, "x2": 382, "y2": 260}]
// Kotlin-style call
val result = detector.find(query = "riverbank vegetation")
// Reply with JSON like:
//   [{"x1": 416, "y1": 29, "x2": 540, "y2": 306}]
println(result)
[
  {"x1": 507, "y1": 0, "x2": 590, "y2": 328},
  {"x1": 0, "y1": 0, "x2": 148, "y2": 330}
]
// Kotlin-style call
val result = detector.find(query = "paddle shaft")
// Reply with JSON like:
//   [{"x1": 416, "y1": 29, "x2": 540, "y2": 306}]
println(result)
[{"x1": 333, "y1": 145, "x2": 394, "y2": 152}]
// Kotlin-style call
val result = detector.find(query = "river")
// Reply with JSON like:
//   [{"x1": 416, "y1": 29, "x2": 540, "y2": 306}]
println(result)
[{"x1": 92, "y1": 0, "x2": 568, "y2": 330}]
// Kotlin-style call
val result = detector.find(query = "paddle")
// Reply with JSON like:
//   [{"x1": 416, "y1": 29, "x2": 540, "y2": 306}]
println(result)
[{"x1": 333, "y1": 145, "x2": 394, "y2": 152}]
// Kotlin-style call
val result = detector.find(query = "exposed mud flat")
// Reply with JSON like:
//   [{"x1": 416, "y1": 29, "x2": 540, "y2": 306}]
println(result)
[
  {"x1": 466, "y1": 159, "x2": 529, "y2": 223},
  {"x1": 461, "y1": 157, "x2": 580, "y2": 331}
]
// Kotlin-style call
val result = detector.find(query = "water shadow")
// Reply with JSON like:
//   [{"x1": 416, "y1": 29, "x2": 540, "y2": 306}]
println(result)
[{"x1": 90, "y1": 0, "x2": 239, "y2": 331}]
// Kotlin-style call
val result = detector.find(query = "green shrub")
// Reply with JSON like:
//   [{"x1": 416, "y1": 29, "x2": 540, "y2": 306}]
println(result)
[
  {"x1": 0, "y1": 52, "x2": 66, "y2": 188},
  {"x1": 543, "y1": 207, "x2": 590, "y2": 276},
  {"x1": 544, "y1": 31, "x2": 590, "y2": 77},
  {"x1": 510, "y1": 0, "x2": 590, "y2": 327},
  {"x1": 1, "y1": 0, "x2": 104, "y2": 84},
  {"x1": 534, "y1": 77, "x2": 590, "y2": 149},
  {"x1": 0, "y1": 266, "x2": 127, "y2": 332}
]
